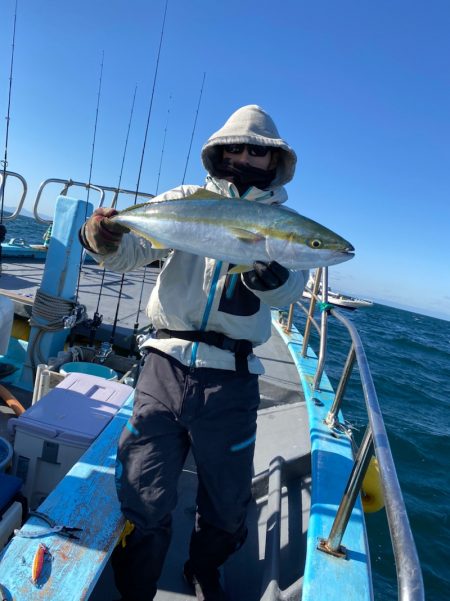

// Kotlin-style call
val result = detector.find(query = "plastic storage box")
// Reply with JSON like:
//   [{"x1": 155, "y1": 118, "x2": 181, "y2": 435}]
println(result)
[{"x1": 8, "y1": 372, "x2": 132, "y2": 509}]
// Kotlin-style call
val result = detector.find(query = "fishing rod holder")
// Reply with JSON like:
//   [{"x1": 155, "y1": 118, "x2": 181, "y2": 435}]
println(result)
[
  {"x1": 95, "y1": 341, "x2": 113, "y2": 363},
  {"x1": 33, "y1": 178, "x2": 155, "y2": 224},
  {"x1": 63, "y1": 304, "x2": 87, "y2": 330}
]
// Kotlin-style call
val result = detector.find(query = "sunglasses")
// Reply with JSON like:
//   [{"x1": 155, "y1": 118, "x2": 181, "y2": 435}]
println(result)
[{"x1": 223, "y1": 144, "x2": 271, "y2": 157}]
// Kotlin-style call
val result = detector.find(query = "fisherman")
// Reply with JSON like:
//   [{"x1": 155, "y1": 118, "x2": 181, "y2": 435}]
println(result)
[{"x1": 80, "y1": 105, "x2": 306, "y2": 601}]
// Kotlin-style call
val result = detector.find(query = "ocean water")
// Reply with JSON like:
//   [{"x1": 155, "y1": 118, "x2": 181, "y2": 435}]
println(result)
[
  {"x1": 1, "y1": 211, "x2": 50, "y2": 245},
  {"x1": 4, "y1": 214, "x2": 449, "y2": 600},
  {"x1": 293, "y1": 302, "x2": 450, "y2": 601}
]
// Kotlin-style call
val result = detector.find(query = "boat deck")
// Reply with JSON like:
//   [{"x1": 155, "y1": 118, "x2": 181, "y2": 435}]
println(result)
[
  {"x1": 90, "y1": 329, "x2": 310, "y2": 601},
  {"x1": 0, "y1": 256, "x2": 311, "y2": 600},
  {"x1": 0, "y1": 258, "x2": 160, "y2": 347}
]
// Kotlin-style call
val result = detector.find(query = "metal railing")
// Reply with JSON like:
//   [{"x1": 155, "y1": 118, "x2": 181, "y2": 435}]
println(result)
[
  {"x1": 0, "y1": 170, "x2": 28, "y2": 219},
  {"x1": 33, "y1": 178, "x2": 155, "y2": 224},
  {"x1": 0, "y1": 172, "x2": 156, "y2": 225},
  {"x1": 293, "y1": 268, "x2": 424, "y2": 600}
]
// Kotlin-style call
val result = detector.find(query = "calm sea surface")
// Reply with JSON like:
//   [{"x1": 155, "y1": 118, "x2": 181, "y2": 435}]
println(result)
[{"x1": 4, "y1": 214, "x2": 450, "y2": 600}]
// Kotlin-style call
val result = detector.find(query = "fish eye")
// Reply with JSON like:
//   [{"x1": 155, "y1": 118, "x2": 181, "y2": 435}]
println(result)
[{"x1": 310, "y1": 239, "x2": 322, "y2": 249}]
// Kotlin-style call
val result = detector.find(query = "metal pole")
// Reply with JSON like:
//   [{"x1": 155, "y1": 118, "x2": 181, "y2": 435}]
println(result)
[
  {"x1": 318, "y1": 426, "x2": 373, "y2": 556},
  {"x1": 284, "y1": 303, "x2": 295, "y2": 333},
  {"x1": 313, "y1": 267, "x2": 328, "y2": 389},
  {"x1": 301, "y1": 268, "x2": 322, "y2": 357},
  {"x1": 260, "y1": 456, "x2": 283, "y2": 601},
  {"x1": 325, "y1": 344, "x2": 356, "y2": 426}
]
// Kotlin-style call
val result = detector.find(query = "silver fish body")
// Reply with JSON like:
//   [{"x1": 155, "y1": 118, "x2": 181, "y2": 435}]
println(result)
[{"x1": 112, "y1": 191, "x2": 355, "y2": 270}]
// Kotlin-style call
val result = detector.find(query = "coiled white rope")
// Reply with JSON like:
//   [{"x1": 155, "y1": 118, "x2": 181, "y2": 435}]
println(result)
[
  {"x1": 29, "y1": 288, "x2": 86, "y2": 366},
  {"x1": 29, "y1": 289, "x2": 86, "y2": 331}
]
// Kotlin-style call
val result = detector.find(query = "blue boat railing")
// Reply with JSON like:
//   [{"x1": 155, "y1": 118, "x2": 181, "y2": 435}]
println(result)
[
  {"x1": 0, "y1": 169, "x2": 28, "y2": 219},
  {"x1": 292, "y1": 267, "x2": 424, "y2": 600},
  {"x1": 32, "y1": 177, "x2": 155, "y2": 224}
]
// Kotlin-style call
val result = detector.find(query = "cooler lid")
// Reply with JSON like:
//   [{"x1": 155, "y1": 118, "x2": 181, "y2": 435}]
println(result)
[{"x1": 12, "y1": 372, "x2": 133, "y2": 442}]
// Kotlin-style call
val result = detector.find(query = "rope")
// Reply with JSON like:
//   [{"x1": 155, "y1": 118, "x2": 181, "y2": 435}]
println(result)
[
  {"x1": 29, "y1": 289, "x2": 85, "y2": 331},
  {"x1": 29, "y1": 289, "x2": 86, "y2": 367},
  {"x1": 318, "y1": 301, "x2": 334, "y2": 313}
]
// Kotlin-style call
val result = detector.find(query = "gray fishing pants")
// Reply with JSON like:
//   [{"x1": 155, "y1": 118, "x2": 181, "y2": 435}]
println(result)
[{"x1": 112, "y1": 349, "x2": 260, "y2": 600}]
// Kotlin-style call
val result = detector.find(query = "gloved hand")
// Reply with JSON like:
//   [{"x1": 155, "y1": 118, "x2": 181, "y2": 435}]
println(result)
[
  {"x1": 80, "y1": 208, "x2": 130, "y2": 255},
  {"x1": 243, "y1": 261, "x2": 289, "y2": 291}
]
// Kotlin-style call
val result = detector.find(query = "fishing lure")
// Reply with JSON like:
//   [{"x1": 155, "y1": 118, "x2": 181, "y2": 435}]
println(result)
[{"x1": 31, "y1": 543, "x2": 50, "y2": 585}]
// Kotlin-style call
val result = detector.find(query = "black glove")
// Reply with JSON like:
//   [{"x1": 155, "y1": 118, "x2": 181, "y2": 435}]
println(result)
[
  {"x1": 80, "y1": 208, "x2": 130, "y2": 255},
  {"x1": 243, "y1": 261, "x2": 289, "y2": 291}
]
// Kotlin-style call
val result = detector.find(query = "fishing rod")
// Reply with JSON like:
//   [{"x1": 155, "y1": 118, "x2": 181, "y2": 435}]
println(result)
[
  {"x1": 92, "y1": 85, "x2": 139, "y2": 348},
  {"x1": 0, "y1": 0, "x2": 18, "y2": 265},
  {"x1": 155, "y1": 95, "x2": 172, "y2": 195},
  {"x1": 132, "y1": 0, "x2": 168, "y2": 205},
  {"x1": 130, "y1": 65, "x2": 205, "y2": 357},
  {"x1": 128, "y1": 0, "x2": 168, "y2": 357},
  {"x1": 87, "y1": 86, "x2": 139, "y2": 349},
  {"x1": 181, "y1": 71, "x2": 206, "y2": 185},
  {"x1": 70, "y1": 51, "x2": 104, "y2": 347},
  {"x1": 75, "y1": 51, "x2": 104, "y2": 300},
  {"x1": 108, "y1": 89, "x2": 170, "y2": 353}
]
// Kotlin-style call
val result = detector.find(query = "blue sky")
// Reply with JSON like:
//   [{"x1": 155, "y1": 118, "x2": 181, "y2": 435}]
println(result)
[{"x1": 1, "y1": 0, "x2": 449, "y2": 320}]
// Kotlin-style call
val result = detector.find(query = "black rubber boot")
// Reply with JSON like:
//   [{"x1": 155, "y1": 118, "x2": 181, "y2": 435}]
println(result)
[{"x1": 183, "y1": 561, "x2": 227, "y2": 601}]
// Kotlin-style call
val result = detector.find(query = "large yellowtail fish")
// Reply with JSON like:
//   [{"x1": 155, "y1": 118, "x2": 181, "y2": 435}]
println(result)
[{"x1": 111, "y1": 189, "x2": 355, "y2": 271}]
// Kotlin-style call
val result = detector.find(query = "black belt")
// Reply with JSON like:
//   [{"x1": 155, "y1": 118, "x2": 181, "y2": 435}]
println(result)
[{"x1": 155, "y1": 329, "x2": 253, "y2": 373}]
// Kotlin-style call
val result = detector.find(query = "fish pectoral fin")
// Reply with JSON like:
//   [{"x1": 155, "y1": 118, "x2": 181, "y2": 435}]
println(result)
[
  {"x1": 146, "y1": 236, "x2": 167, "y2": 249},
  {"x1": 228, "y1": 265, "x2": 253, "y2": 274},
  {"x1": 229, "y1": 227, "x2": 264, "y2": 244},
  {"x1": 125, "y1": 225, "x2": 168, "y2": 249}
]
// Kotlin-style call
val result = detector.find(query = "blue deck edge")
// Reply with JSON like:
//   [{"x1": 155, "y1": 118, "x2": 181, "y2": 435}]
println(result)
[
  {"x1": 0, "y1": 390, "x2": 134, "y2": 600},
  {"x1": 271, "y1": 311, "x2": 373, "y2": 601}
]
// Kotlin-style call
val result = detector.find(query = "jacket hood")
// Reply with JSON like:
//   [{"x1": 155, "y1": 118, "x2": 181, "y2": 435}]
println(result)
[{"x1": 201, "y1": 105, "x2": 297, "y2": 187}]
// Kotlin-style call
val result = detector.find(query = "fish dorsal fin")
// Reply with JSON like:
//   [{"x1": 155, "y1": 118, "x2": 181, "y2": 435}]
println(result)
[
  {"x1": 228, "y1": 227, "x2": 264, "y2": 244},
  {"x1": 116, "y1": 200, "x2": 152, "y2": 215},
  {"x1": 185, "y1": 189, "x2": 229, "y2": 201},
  {"x1": 115, "y1": 188, "x2": 229, "y2": 217}
]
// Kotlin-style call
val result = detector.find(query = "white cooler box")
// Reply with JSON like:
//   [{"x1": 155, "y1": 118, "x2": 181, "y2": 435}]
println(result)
[{"x1": 8, "y1": 372, "x2": 132, "y2": 509}]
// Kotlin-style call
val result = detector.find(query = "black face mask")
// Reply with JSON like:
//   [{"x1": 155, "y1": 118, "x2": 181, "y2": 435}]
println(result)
[{"x1": 213, "y1": 158, "x2": 277, "y2": 195}]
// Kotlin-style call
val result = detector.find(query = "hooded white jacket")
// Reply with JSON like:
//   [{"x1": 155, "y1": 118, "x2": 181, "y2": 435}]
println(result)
[{"x1": 88, "y1": 106, "x2": 306, "y2": 373}]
